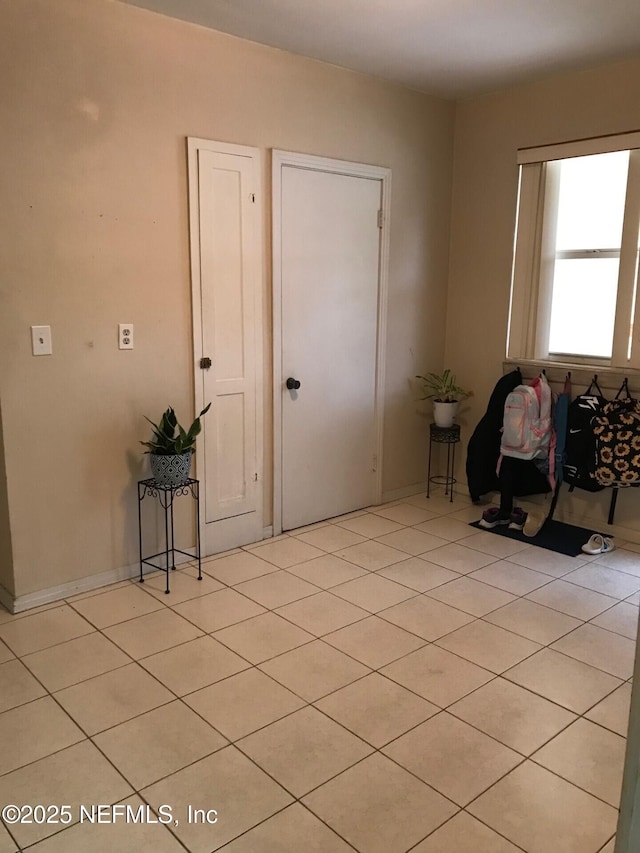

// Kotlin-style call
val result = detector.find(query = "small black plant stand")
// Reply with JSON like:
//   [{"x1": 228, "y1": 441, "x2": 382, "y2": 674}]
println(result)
[
  {"x1": 138, "y1": 478, "x2": 202, "y2": 594},
  {"x1": 427, "y1": 423, "x2": 461, "y2": 502}
]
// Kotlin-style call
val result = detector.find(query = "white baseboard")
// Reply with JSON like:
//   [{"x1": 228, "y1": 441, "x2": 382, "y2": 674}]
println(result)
[
  {"x1": 381, "y1": 481, "x2": 474, "y2": 504},
  {"x1": 262, "y1": 526, "x2": 274, "y2": 540},
  {"x1": 549, "y1": 502, "x2": 640, "y2": 548},
  {"x1": 381, "y1": 482, "x2": 428, "y2": 503},
  {"x1": 0, "y1": 584, "x2": 14, "y2": 613},
  {"x1": 494, "y1": 489, "x2": 640, "y2": 548},
  {"x1": 8, "y1": 549, "x2": 196, "y2": 615}
]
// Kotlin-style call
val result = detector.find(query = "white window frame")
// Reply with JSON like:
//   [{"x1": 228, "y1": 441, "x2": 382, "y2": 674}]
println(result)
[{"x1": 508, "y1": 131, "x2": 640, "y2": 369}]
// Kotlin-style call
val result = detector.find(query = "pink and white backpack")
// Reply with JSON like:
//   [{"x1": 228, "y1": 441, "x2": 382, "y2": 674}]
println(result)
[{"x1": 500, "y1": 373, "x2": 553, "y2": 462}]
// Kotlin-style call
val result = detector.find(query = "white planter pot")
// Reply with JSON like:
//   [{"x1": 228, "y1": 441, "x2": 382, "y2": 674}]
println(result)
[{"x1": 433, "y1": 401, "x2": 458, "y2": 428}]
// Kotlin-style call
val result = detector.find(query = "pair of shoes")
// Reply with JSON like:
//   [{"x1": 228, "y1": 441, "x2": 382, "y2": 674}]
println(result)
[
  {"x1": 479, "y1": 507, "x2": 511, "y2": 529},
  {"x1": 582, "y1": 534, "x2": 615, "y2": 555},
  {"x1": 523, "y1": 508, "x2": 547, "y2": 537},
  {"x1": 508, "y1": 507, "x2": 527, "y2": 531}
]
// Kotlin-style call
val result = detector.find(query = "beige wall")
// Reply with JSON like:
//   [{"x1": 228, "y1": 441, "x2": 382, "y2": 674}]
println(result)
[
  {"x1": 447, "y1": 56, "x2": 640, "y2": 541},
  {"x1": 0, "y1": 0, "x2": 454, "y2": 601}
]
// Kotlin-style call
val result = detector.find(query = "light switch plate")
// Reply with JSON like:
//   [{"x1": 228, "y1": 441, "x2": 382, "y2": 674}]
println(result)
[{"x1": 31, "y1": 325, "x2": 52, "y2": 356}]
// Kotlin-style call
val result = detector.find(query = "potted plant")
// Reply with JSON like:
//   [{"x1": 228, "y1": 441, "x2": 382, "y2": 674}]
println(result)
[
  {"x1": 141, "y1": 403, "x2": 211, "y2": 486},
  {"x1": 416, "y1": 369, "x2": 471, "y2": 427}
]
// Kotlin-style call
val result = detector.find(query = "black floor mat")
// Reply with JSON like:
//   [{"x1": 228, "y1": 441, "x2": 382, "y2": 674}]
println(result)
[{"x1": 468, "y1": 518, "x2": 605, "y2": 557}]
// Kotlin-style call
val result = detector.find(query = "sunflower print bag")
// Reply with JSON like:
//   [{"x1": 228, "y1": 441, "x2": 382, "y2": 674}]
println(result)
[{"x1": 593, "y1": 388, "x2": 640, "y2": 487}]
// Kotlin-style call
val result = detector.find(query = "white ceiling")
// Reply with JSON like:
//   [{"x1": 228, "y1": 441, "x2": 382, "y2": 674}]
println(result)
[{"x1": 121, "y1": 0, "x2": 640, "y2": 99}]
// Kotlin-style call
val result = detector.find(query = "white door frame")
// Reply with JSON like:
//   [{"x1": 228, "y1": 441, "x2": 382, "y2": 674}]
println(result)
[
  {"x1": 271, "y1": 150, "x2": 391, "y2": 535},
  {"x1": 187, "y1": 137, "x2": 264, "y2": 551}
]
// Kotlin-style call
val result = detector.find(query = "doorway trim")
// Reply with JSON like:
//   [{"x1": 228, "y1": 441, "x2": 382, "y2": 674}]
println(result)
[
  {"x1": 187, "y1": 137, "x2": 265, "y2": 552},
  {"x1": 271, "y1": 149, "x2": 391, "y2": 535}
]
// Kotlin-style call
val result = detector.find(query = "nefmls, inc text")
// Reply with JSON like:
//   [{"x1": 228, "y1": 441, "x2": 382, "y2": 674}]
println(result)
[{"x1": 79, "y1": 804, "x2": 218, "y2": 825}]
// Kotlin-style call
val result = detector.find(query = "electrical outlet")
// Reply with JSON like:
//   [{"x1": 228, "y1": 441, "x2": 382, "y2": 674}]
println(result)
[
  {"x1": 119, "y1": 323, "x2": 134, "y2": 350},
  {"x1": 31, "y1": 325, "x2": 52, "y2": 356}
]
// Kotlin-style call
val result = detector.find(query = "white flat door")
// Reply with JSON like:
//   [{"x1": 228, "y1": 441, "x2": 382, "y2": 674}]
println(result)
[
  {"x1": 280, "y1": 164, "x2": 382, "y2": 530},
  {"x1": 189, "y1": 140, "x2": 263, "y2": 554}
]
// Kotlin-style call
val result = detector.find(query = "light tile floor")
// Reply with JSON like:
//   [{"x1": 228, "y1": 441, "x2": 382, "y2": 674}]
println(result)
[{"x1": 0, "y1": 491, "x2": 637, "y2": 851}]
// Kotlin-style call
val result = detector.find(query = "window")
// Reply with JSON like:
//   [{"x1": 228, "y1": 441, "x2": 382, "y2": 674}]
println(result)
[{"x1": 508, "y1": 133, "x2": 640, "y2": 369}]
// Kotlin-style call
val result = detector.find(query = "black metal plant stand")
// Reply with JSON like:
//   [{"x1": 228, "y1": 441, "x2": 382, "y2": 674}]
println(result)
[
  {"x1": 427, "y1": 423, "x2": 461, "y2": 502},
  {"x1": 138, "y1": 478, "x2": 202, "y2": 594}
]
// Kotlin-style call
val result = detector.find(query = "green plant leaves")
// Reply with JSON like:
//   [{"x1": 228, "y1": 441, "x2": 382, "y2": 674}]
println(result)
[
  {"x1": 415, "y1": 369, "x2": 470, "y2": 402},
  {"x1": 141, "y1": 404, "x2": 211, "y2": 455}
]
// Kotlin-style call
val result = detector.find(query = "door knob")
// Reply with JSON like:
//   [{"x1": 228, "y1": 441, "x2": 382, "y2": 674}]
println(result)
[{"x1": 286, "y1": 377, "x2": 301, "y2": 390}]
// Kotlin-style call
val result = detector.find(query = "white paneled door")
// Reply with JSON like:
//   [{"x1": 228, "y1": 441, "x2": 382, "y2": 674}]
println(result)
[
  {"x1": 275, "y1": 156, "x2": 389, "y2": 531},
  {"x1": 189, "y1": 140, "x2": 263, "y2": 554}
]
